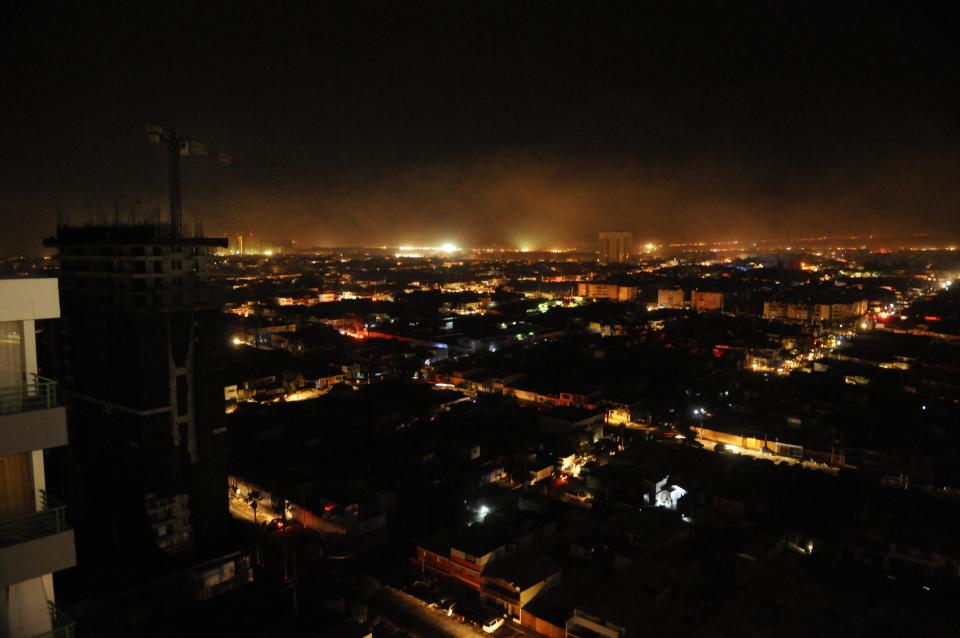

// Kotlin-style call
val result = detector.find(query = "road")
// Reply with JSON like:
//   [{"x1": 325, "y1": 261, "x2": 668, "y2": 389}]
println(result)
[
  {"x1": 353, "y1": 575, "x2": 535, "y2": 638},
  {"x1": 693, "y1": 436, "x2": 839, "y2": 474},
  {"x1": 228, "y1": 495, "x2": 281, "y2": 524},
  {"x1": 364, "y1": 583, "x2": 482, "y2": 638}
]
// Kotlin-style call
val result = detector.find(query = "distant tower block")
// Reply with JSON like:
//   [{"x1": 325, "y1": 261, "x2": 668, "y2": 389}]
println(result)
[{"x1": 598, "y1": 232, "x2": 633, "y2": 263}]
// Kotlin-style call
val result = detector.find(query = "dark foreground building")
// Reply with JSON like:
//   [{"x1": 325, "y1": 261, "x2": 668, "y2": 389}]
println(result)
[{"x1": 44, "y1": 222, "x2": 233, "y2": 594}]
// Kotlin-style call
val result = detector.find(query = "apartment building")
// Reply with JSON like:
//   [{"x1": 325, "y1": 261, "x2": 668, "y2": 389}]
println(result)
[
  {"x1": 0, "y1": 277, "x2": 76, "y2": 638},
  {"x1": 657, "y1": 288, "x2": 685, "y2": 309},
  {"x1": 576, "y1": 283, "x2": 637, "y2": 302}
]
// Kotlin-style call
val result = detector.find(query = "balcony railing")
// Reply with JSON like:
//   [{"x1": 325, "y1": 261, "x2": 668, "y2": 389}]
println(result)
[
  {"x1": 33, "y1": 602, "x2": 76, "y2": 638},
  {"x1": 0, "y1": 376, "x2": 58, "y2": 416},
  {"x1": 0, "y1": 490, "x2": 69, "y2": 548}
]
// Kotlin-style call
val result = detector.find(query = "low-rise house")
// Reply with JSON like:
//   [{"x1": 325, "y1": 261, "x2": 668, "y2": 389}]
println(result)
[
  {"x1": 480, "y1": 554, "x2": 562, "y2": 621},
  {"x1": 415, "y1": 514, "x2": 556, "y2": 589}
]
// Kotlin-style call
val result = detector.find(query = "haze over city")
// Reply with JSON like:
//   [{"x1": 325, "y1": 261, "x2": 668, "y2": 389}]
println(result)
[{"x1": 3, "y1": 3, "x2": 959, "y2": 254}]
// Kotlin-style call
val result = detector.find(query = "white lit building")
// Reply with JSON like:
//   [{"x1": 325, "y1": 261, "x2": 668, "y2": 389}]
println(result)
[{"x1": 0, "y1": 277, "x2": 76, "y2": 638}]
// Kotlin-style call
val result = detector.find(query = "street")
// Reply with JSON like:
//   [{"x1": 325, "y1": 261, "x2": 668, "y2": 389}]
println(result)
[
  {"x1": 228, "y1": 494, "x2": 281, "y2": 524},
  {"x1": 359, "y1": 579, "x2": 535, "y2": 638},
  {"x1": 365, "y1": 583, "x2": 481, "y2": 638},
  {"x1": 693, "y1": 436, "x2": 840, "y2": 474}
]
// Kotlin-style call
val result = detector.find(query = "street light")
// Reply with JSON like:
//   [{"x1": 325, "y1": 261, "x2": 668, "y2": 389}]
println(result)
[{"x1": 692, "y1": 407, "x2": 705, "y2": 439}]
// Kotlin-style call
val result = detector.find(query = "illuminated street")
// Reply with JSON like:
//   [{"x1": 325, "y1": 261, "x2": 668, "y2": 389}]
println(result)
[
  {"x1": 692, "y1": 436, "x2": 840, "y2": 474},
  {"x1": 228, "y1": 495, "x2": 281, "y2": 525},
  {"x1": 363, "y1": 584, "x2": 484, "y2": 638}
]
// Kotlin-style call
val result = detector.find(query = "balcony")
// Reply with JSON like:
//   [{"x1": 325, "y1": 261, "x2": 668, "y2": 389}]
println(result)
[
  {"x1": 0, "y1": 376, "x2": 58, "y2": 415},
  {"x1": 0, "y1": 377, "x2": 67, "y2": 456},
  {"x1": 0, "y1": 491, "x2": 76, "y2": 586},
  {"x1": 28, "y1": 602, "x2": 76, "y2": 638}
]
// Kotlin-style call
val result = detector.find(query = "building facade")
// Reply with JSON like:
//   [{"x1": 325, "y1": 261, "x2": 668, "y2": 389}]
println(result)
[
  {"x1": 44, "y1": 223, "x2": 230, "y2": 579},
  {"x1": 657, "y1": 288, "x2": 685, "y2": 309},
  {"x1": 0, "y1": 277, "x2": 76, "y2": 638},
  {"x1": 577, "y1": 283, "x2": 637, "y2": 302},
  {"x1": 691, "y1": 290, "x2": 724, "y2": 312},
  {"x1": 598, "y1": 232, "x2": 633, "y2": 264},
  {"x1": 763, "y1": 299, "x2": 867, "y2": 324}
]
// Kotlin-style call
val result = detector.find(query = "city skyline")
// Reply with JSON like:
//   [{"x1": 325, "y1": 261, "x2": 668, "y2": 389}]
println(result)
[{"x1": 2, "y1": 5, "x2": 960, "y2": 635}]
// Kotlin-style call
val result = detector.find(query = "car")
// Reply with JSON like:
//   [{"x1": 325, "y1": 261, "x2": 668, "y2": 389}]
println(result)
[
  {"x1": 267, "y1": 517, "x2": 303, "y2": 532},
  {"x1": 436, "y1": 594, "x2": 457, "y2": 614},
  {"x1": 481, "y1": 614, "x2": 505, "y2": 633}
]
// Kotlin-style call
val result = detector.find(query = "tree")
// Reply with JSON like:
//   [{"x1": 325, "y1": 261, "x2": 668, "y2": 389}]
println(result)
[{"x1": 247, "y1": 490, "x2": 263, "y2": 524}]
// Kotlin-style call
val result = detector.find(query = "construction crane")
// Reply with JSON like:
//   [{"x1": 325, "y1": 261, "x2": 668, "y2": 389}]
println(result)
[{"x1": 146, "y1": 125, "x2": 231, "y2": 239}]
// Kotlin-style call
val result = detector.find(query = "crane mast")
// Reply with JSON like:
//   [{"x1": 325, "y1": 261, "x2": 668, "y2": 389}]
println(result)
[
  {"x1": 146, "y1": 125, "x2": 230, "y2": 239},
  {"x1": 167, "y1": 130, "x2": 183, "y2": 238}
]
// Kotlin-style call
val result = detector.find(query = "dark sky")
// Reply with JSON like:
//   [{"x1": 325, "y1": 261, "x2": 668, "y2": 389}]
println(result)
[{"x1": 3, "y1": 2, "x2": 959, "y2": 254}]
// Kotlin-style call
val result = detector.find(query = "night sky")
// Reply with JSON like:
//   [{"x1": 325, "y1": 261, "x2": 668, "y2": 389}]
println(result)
[{"x1": 3, "y1": 2, "x2": 959, "y2": 254}]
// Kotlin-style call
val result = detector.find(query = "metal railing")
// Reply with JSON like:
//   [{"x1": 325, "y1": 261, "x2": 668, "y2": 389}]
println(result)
[
  {"x1": 0, "y1": 490, "x2": 69, "y2": 548},
  {"x1": 0, "y1": 376, "x2": 59, "y2": 416},
  {"x1": 33, "y1": 602, "x2": 76, "y2": 638}
]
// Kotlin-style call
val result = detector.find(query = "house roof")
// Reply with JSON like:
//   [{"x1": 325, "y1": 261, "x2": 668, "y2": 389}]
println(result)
[{"x1": 482, "y1": 554, "x2": 561, "y2": 591}]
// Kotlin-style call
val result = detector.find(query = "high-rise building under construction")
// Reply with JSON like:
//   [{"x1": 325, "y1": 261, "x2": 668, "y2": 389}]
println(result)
[{"x1": 43, "y1": 221, "x2": 230, "y2": 587}]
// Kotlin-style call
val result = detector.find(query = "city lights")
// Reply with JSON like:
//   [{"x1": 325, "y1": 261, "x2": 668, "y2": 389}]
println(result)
[{"x1": 6, "y1": 5, "x2": 960, "y2": 634}]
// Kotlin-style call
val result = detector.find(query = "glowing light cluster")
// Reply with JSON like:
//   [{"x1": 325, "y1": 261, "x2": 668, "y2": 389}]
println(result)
[{"x1": 393, "y1": 242, "x2": 461, "y2": 256}]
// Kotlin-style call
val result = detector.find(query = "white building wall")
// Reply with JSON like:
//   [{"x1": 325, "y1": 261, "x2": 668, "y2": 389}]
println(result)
[{"x1": 0, "y1": 278, "x2": 63, "y2": 637}]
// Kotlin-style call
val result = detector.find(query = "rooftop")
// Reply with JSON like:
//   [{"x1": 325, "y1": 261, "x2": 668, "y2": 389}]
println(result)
[{"x1": 44, "y1": 223, "x2": 228, "y2": 247}]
